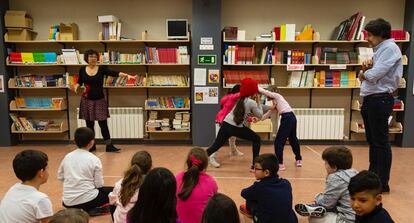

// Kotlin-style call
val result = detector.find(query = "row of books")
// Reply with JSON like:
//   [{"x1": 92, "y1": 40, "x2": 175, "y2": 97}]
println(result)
[
  {"x1": 9, "y1": 52, "x2": 57, "y2": 64},
  {"x1": 314, "y1": 47, "x2": 358, "y2": 64},
  {"x1": 224, "y1": 45, "x2": 314, "y2": 65},
  {"x1": 223, "y1": 70, "x2": 269, "y2": 86},
  {"x1": 14, "y1": 97, "x2": 64, "y2": 109},
  {"x1": 147, "y1": 75, "x2": 188, "y2": 87},
  {"x1": 144, "y1": 46, "x2": 189, "y2": 64},
  {"x1": 146, "y1": 97, "x2": 190, "y2": 109},
  {"x1": 287, "y1": 70, "x2": 358, "y2": 88},
  {"x1": 99, "y1": 51, "x2": 145, "y2": 64},
  {"x1": 11, "y1": 74, "x2": 66, "y2": 88},
  {"x1": 9, "y1": 47, "x2": 190, "y2": 65},
  {"x1": 104, "y1": 75, "x2": 146, "y2": 87},
  {"x1": 9, "y1": 114, "x2": 62, "y2": 131}
]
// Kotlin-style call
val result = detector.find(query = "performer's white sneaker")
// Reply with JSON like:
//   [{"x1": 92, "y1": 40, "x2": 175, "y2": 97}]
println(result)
[
  {"x1": 230, "y1": 147, "x2": 244, "y2": 156},
  {"x1": 209, "y1": 156, "x2": 221, "y2": 168}
]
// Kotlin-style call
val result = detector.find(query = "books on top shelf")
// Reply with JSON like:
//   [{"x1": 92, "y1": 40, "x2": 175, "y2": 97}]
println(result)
[
  {"x1": 223, "y1": 27, "x2": 238, "y2": 40},
  {"x1": 146, "y1": 97, "x2": 190, "y2": 109},
  {"x1": 9, "y1": 52, "x2": 57, "y2": 64},
  {"x1": 147, "y1": 74, "x2": 188, "y2": 87},
  {"x1": 333, "y1": 12, "x2": 365, "y2": 41},
  {"x1": 104, "y1": 74, "x2": 146, "y2": 87},
  {"x1": 97, "y1": 15, "x2": 121, "y2": 41},
  {"x1": 223, "y1": 70, "x2": 269, "y2": 88},
  {"x1": 11, "y1": 74, "x2": 66, "y2": 87},
  {"x1": 286, "y1": 70, "x2": 358, "y2": 88}
]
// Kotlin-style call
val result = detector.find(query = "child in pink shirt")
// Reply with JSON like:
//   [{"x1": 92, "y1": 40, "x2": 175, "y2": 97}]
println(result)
[
  {"x1": 176, "y1": 148, "x2": 218, "y2": 223},
  {"x1": 211, "y1": 84, "x2": 243, "y2": 167},
  {"x1": 259, "y1": 87, "x2": 302, "y2": 170}
]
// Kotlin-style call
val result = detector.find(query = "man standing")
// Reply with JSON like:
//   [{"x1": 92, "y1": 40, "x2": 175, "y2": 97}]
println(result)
[{"x1": 359, "y1": 18, "x2": 403, "y2": 193}]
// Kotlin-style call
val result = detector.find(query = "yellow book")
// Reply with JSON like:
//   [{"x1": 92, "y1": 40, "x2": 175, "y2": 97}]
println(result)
[
  {"x1": 319, "y1": 70, "x2": 325, "y2": 87},
  {"x1": 21, "y1": 52, "x2": 34, "y2": 63},
  {"x1": 348, "y1": 71, "x2": 357, "y2": 87},
  {"x1": 281, "y1": 24, "x2": 286, "y2": 41}
]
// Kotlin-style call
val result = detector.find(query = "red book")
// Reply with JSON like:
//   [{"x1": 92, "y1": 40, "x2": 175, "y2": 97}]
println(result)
[
  {"x1": 274, "y1": 27, "x2": 281, "y2": 40},
  {"x1": 347, "y1": 12, "x2": 362, "y2": 40},
  {"x1": 10, "y1": 52, "x2": 22, "y2": 63}
]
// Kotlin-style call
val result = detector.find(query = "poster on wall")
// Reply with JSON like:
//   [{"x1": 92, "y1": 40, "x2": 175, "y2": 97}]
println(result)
[
  {"x1": 194, "y1": 68, "x2": 207, "y2": 86},
  {"x1": 0, "y1": 75, "x2": 4, "y2": 93},
  {"x1": 208, "y1": 69, "x2": 220, "y2": 84},
  {"x1": 194, "y1": 87, "x2": 218, "y2": 104}
]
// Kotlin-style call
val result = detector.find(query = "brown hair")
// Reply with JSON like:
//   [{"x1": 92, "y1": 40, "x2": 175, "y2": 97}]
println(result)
[
  {"x1": 322, "y1": 146, "x2": 353, "y2": 170},
  {"x1": 233, "y1": 96, "x2": 247, "y2": 125},
  {"x1": 120, "y1": 151, "x2": 152, "y2": 206},
  {"x1": 49, "y1": 208, "x2": 89, "y2": 223},
  {"x1": 178, "y1": 147, "x2": 208, "y2": 201}
]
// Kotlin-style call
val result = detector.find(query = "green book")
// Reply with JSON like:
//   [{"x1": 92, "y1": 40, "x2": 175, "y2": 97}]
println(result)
[{"x1": 33, "y1": 53, "x2": 46, "y2": 63}]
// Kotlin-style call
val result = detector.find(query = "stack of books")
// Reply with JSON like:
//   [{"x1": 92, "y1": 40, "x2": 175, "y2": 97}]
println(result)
[
  {"x1": 357, "y1": 47, "x2": 374, "y2": 63},
  {"x1": 161, "y1": 118, "x2": 170, "y2": 131},
  {"x1": 223, "y1": 45, "x2": 255, "y2": 64},
  {"x1": 98, "y1": 15, "x2": 122, "y2": 41},
  {"x1": 173, "y1": 112, "x2": 190, "y2": 131},
  {"x1": 61, "y1": 49, "x2": 86, "y2": 65}
]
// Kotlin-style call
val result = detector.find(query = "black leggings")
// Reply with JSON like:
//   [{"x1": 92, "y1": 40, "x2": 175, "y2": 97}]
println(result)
[
  {"x1": 63, "y1": 187, "x2": 113, "y2": 212},
  {"x1": 86, "y1": 120, "x2": 111, "y2": 141},
  {"x1": 207, "y1": 121, "x2": 261, "y2": 166}
]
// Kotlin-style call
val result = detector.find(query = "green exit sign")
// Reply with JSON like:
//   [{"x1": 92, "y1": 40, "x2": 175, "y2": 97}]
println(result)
[{"x1": 198, "y1": 55, "x2": 216, "y2": 65}]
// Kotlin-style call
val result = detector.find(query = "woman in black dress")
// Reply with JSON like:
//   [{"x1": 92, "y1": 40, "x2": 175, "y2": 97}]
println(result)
[{"x1": 73, "y1": 49, "x2": 133, "y2": 152}]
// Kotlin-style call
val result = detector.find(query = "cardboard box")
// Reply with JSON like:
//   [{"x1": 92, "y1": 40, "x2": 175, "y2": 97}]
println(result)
[
  {"x1": 5, "y1": 10, "x2": 33, "y2": 29},
  {"x1": 5, "y1": 28, "x2": 37, "y2": 41},
  {"x1": 59, "y1": 23, "x2": 78, "y2": 40}
]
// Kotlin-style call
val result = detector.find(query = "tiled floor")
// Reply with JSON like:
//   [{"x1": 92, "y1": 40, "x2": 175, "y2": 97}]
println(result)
[{"x1": 0, "y1": 144, "x2": 413, "y2": 223}]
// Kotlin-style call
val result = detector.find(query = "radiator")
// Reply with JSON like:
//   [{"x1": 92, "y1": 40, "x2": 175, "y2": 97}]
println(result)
[
  {"x1": 277, "y1": 108, "x2": 345, "y2": 140},
  {"x1": 77, "y1": 107, "x2": 144, "y2": 139}
]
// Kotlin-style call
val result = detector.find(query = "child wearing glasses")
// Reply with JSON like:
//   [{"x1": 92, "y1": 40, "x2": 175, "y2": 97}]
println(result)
[{"x1": 240, "y1": 153, "x2": 298, "y2": 223}]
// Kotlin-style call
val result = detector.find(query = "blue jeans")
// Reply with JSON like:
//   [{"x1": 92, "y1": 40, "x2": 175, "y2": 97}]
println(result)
[
  {"x1": 361, "y1": 94, "x2": 393, "y2": 188},
  {"x1": 275, "y1": 112, "x2": 302, "y2": 164}
]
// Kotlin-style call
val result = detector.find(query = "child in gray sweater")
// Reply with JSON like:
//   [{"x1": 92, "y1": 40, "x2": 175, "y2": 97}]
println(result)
[{"x1": 295, "y1": 146, "x2": 358, "y2": 223}]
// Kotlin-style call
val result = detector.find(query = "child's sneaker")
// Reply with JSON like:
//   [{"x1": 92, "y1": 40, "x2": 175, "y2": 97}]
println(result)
[
  {"x1": 209, "y1": 156, "x2": 221, "y2": 168},
  {"x1": 239, "y1": 203, "x2": 253, "y2": 218},
  {"x1": 295, "y1": 204, "x2": 326, "y2": 217},
  {"x1": 279, "y1": 164, "x2": 286, "y2": 171},
  {"x1": 295, "y1": 160, "x2": 303, "y2": 167}
]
